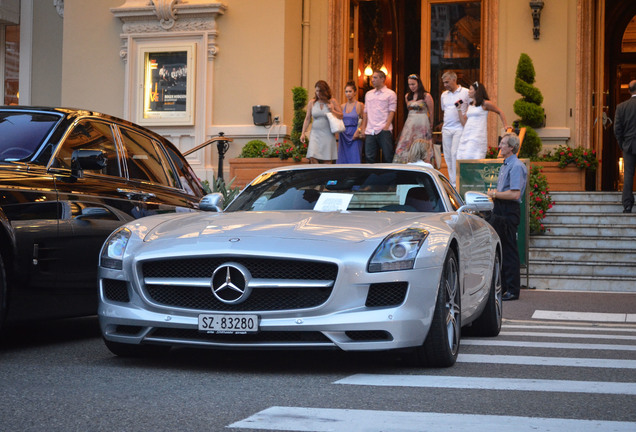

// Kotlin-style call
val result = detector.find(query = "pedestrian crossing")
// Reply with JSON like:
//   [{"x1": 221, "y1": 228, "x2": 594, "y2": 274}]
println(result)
[{"x1": 228, "y1": 319, "x2": 636, "y2": 432}]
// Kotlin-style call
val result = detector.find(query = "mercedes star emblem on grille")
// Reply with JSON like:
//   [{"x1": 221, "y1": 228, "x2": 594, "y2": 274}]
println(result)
[{"x1": 211, "y1": 262, "x2": 252, "y2": 304}]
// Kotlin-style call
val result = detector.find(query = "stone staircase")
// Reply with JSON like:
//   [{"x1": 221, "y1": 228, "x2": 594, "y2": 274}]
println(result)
[{"x1": 527, "y1": 191, "x2": 636, "y2": 292}]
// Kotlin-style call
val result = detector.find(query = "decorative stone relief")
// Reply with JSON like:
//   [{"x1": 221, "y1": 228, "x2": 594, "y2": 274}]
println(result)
[
  {"x1": 111, "y1": 1, "x2": 227, "y2": 61},
  {"x1": 53, "y1": 0, "x2": 64, "y2": 18}
]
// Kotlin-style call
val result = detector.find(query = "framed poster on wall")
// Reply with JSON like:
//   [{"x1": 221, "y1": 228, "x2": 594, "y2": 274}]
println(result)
[{"x1": 137, "y1": 43, "x2": 195, "y2": 126}]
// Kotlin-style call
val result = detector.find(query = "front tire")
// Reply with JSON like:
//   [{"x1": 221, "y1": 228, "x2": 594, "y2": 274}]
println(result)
[
  {"x1": 468, "y1": 252, "x2": 503, "y2": 337},
  {"x1": 408, "y1": 249, "x2": 461, "y2": 367}
]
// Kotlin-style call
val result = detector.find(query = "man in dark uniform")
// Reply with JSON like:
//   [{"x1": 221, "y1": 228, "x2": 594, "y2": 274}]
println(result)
[
  {"x1": 614, "y1": 79, "x2": 636, "y2": 213},
  {"x1": 486, "y1": 132, "x2": 527, "y2": 301}
]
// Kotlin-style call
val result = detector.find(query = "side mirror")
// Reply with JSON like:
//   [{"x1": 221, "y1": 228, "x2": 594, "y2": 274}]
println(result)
[
  {"x1": 199, "y1": 193, "x2": 224, "y2": 212},
  {"x1": 457, "y1": 191, "x2": 493, "y2": 213},
  {"x1": 71, "y1": 149, "x2": 107, "y2": 178}
]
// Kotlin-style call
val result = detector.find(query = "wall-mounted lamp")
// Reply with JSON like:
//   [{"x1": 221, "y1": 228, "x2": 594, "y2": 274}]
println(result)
[
  {"x1": 529, "y1": 0, "x2": 544, "y2": 40},
  {"x1": 364, "y1": 66, "x2": 373, "y2": 77}
]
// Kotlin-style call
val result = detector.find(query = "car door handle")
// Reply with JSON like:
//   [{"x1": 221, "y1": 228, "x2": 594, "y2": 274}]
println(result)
[
  {"x1": 117, "y1": 188, "x2": 139, "y2": 199},
  {"x1": 137, "y1": 192, "x2": 156, "y2": 202}
]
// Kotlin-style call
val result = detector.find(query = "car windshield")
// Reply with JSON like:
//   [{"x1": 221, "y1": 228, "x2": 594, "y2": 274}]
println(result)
[
  {"x1": 225, "y1": 167, "x2": 445, "y2": 213},
  {"x1": 0, "y1": 112, "x2": 61, "y2": 161}
]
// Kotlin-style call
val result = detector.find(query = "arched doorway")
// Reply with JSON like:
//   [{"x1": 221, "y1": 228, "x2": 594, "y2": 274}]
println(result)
[{"x1": 602, "y1": 2, "x2": 636, "y2": 190}]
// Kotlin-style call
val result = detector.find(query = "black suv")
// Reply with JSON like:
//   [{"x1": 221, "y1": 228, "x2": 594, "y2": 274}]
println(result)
[{"x1": 0, "y1": 107, "x2": 207, "y2": 328}]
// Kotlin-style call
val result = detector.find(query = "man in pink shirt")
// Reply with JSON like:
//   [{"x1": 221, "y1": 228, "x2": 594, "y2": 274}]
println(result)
[{"x1": 360, "y1": 70, "x2": 398, "y2": 163}]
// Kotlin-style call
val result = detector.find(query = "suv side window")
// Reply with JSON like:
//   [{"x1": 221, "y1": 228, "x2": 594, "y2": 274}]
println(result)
[
  {"x1": 119, "y1": 127, "x2": 175, "y2": 187},
  {"x1": 53, "y1": 120, "x2": 121, "y2": 176},
  {"x1": 164, "y1": 145, "x2": 205, "y2": 196}
]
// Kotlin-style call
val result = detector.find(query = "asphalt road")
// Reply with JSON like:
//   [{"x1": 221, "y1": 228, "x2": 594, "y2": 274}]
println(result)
[{"x1": 1, "y1": 290, "x2": 635, "y2": 432}]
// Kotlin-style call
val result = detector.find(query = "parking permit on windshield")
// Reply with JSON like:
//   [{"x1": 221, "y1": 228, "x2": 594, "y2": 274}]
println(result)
[{"x1": 314, "y1": 193, "x2": 353, "y2": 212}]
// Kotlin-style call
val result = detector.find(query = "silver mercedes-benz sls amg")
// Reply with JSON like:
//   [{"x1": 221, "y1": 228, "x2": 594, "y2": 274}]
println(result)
[{"x1": 98, "y1": 164, "x2": 502, "y2": 367}]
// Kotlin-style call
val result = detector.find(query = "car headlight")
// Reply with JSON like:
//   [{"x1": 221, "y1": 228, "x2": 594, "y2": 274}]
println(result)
[
  {"x1": 368, "y1": 228, "x2": 429, "y2": 272},
  {"x1": 100, "y1": 227, "x2": 131, "y2": 270}
]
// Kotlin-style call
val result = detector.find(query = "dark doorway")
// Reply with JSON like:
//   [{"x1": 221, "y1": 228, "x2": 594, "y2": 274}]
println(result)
[{"x1": 603, "y1": 2, "x2": 636, "y2": 191}]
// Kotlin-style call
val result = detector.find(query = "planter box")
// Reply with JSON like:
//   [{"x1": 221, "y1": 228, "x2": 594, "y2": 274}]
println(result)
[
  {"x1": 229, "y1": 157, "x2": 309, "y2": 188},
  {"x1": 531, "y1": 161, "x2": 585, "y2": 191}
]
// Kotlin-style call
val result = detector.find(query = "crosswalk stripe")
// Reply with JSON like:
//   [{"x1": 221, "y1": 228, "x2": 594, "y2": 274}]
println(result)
[
  {"x1": 229, "y1": 406, "x2": 636, "y2": 432},
  {"x1": 457, "y1": 354, "x2": 636, "y2": 368},
  {"x1": 334, "y1": 374, "x2": 636, "y2": 395},
  {"x1": 462, "y1": 339, "x2": 636, "y2": 351},
  {"x1": 499, "y1": 331, "x2": 636, "y2": 340},
  {"x1": 503, "y1": 323, "x2": 636, "y2": 333}
]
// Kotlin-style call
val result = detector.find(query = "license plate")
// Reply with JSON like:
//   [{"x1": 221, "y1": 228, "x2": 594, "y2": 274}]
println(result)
[{"x1": 198, "y1": 314, "x2": 259, "y2": 334}]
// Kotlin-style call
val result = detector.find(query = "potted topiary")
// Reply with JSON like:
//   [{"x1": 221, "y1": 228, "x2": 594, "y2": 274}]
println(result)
[{"x1": 514, "y1": 53, "x2": 544, "y2": 159}]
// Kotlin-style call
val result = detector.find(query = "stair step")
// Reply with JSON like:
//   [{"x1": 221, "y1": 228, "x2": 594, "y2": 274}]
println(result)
[
  {"x1": 529, "y1": 248, "x2": 636, "y2": 262},
  {"x1": 548, "y1": 204, "x2": 623, "y2": 213},
  {"x1": 529, "y1": 260, "x2": 636, "y2": 277},
  {"x1": 548, "y1": 192, "x2": 621, "y2": 203},
  {"x1": 541, "y1": 213, "x2": 636, "y2": 224},
  {"x1": 526, "y1": 276, "x2": 636, "y2": 292},
  {"x1": 530, "y1": 235, "x2": 636, "y2": 249},
  {"x1": 541, "y1": 224, "x2": 635, "y2": 236}
]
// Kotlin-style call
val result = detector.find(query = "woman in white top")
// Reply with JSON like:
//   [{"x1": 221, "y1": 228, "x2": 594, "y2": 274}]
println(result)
[
  {"x1": 300, "y1": 80, "x2": 343, "y2": 164},
  {"x1": 456, "y1": 81, "x2": 508, "y2": 159}
]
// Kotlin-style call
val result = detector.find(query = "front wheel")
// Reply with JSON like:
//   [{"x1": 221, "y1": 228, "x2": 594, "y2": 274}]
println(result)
[
  {"x1": 467, "y1": 252, "x2": 502, "y2": 337},
  {"x1": 407, "y1": 249, "x2": 461, "y2": 367}
]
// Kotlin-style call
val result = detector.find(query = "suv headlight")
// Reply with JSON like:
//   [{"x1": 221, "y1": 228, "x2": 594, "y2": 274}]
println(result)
[
  {"x1": 368, "y1": 228, "x2": 429, "y2": 272},
  {"x1": 100, "y1": 227, "x2": 131, "y2": 270}
]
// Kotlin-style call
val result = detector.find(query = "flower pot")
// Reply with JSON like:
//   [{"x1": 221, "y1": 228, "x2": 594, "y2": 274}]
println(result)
[
  {"x1": 530, "y1": 161, "x2": 585, "y2": 191},
  {"x1": 229, "y1": 157, "x2": 309, "y2": 188}
]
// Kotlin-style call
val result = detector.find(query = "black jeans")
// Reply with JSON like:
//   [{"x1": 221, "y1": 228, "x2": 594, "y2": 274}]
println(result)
[
  {"x1": 488, "y1": 199, "x2": 521, "y2": 297},
  {"x1": 364, "y1": 130, "x2": 394, "y2": 163}
]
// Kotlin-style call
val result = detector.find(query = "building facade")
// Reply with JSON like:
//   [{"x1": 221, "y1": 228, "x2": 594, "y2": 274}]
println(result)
[{"x1": 1, "y1": 0, "x2": 635, "y2": 189}]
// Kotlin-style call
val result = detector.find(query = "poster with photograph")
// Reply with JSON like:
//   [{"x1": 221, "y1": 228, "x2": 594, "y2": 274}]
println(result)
[{"x1": 138, "y1": 44, "x2": 195, "y2": 125}]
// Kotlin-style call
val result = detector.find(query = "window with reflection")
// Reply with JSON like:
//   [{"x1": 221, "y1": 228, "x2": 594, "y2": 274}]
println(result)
[
  {"x1": 622, "y1": 15, "x2": 636, "y2": 53},
  {"x1": 119, "y1": 127, "x2": 174, "y2": 187},
  {"x1": 430, "y1": 2, "x2": 481, "y2": 127},
  {"x1": 54, "y1": 120, "x2": 121, "y2": 177}
]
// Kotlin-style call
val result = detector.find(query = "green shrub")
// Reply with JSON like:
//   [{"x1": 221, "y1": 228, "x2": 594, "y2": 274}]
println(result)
[
  {"x1": 528, "y1": 165, "x2": 553, "y2": 234},
  {"x1": 239, "y1": 140, "x2": 269, "y2": 158}
]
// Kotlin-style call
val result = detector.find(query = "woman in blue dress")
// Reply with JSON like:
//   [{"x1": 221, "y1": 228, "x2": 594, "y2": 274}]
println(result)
[{"x1": 337, "y1": 81, "x2": 364, "y2": 163}]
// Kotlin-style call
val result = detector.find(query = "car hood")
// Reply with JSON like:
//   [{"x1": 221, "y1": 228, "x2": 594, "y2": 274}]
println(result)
[{"x1": 144, "y1": 210, "x2": 448, "y2": 244}]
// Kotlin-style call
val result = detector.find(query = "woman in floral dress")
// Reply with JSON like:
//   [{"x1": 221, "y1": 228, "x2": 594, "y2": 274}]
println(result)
[{"x1": 393, "y1": 74, "x2": 434, "y2": 164}]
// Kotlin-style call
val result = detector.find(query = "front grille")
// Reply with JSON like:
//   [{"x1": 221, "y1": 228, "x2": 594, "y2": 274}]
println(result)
[
  {"x1": 150, "y1": 328, "x2": 332, "y2": 344},
  {"x1": 142, "y1": 257, "x2": 338, "y2": 280},
  {"x1": 345, "y1": 331, "x2": 393, "y2": 341},
  {"x1": 102, "y1": 279, "x2": 130, "y2": 303},
  {"x1": 145, "y1": 285, "x2": 332, "y2": 311},
  {"x1": 365, "y1": 282, "x2": 408, "y2": 307},
  {"x1": 141, "y1": 257, "x2": 338, "y2": 312}
]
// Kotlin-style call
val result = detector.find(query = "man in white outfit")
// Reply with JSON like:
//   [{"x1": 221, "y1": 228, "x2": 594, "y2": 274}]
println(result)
[{"x1": 440, "y1": 72, "x2": 469, "y2": 188}]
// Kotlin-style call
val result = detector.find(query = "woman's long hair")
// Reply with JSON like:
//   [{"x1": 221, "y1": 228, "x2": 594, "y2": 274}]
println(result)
[
  {"x1": 314, "y1": 80, "x2": 332, "y2": 101},
  {"x1": 406, "y1": 74, "x2": 427, "y2": 102},
  {"x1": 471, "y1": 81, "x2": 490, "y2": 107}
]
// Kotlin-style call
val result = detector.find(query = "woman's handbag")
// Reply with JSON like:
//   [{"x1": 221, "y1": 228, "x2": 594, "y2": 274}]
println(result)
[
  {"x1": 326, "y1": 112, "x2": 346, "y2": 134},
  {"x1": 433, "y1": 143, "x2": 442, "y2": 169}
]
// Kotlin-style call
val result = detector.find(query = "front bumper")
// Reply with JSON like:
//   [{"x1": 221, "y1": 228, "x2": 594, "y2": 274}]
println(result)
[{"x1": 98, "y1": 263, "x2": 442, "y2": 352}]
